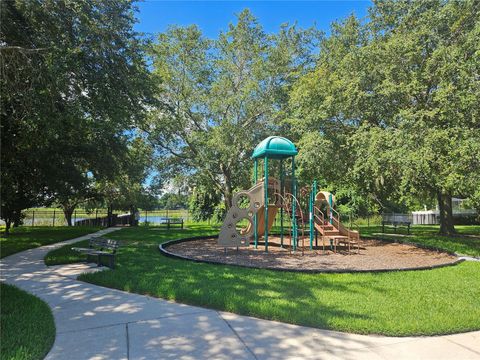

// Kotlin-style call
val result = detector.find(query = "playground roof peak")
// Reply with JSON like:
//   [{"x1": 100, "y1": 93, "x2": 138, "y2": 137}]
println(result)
[{"x1": 252, "y1": 136, "x2": 298, "y2": 159}]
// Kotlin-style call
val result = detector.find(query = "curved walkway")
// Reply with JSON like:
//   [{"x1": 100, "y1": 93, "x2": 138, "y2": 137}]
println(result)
[{"x1": 1, "y1": 228, "x2": 479, "y2": 360}]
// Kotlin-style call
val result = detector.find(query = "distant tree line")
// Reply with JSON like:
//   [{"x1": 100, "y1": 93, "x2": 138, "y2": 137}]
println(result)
[{"x1": 157, "y1": 193, "x2": 189, "y2": 210}]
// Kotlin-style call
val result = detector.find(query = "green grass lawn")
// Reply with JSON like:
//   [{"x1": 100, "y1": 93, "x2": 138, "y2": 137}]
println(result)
[
  {"x1": 360, "y1": 225, "x2": 480, "y2": 257},
  {"x1": 0, "y1": 226, "x2": 101, "y2": 258},
  {"x1": 0, "y1": 283, "x2": 55, "y2": 360},
  {"x1": 46, "y1": 224, "x2": 480, "y2": 336},
  {"x1": 44, "y1": 239, "x2": 89, "y2": 265},
  {"x1": 0, "y1": 226, "x2": 103, "y2": 359}
]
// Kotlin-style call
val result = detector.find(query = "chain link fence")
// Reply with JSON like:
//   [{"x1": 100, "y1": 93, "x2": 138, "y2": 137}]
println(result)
[{"x1": 18, "y1": 209, "x2": 193, "y2": 227}]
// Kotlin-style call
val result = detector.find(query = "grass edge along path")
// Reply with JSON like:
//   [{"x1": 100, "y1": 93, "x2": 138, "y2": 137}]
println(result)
[
  {"x1": 1, "y1": 226, "x2": 101, "y2": 360},
  {"x1": 0, "y1": 283, "x2": 56, "y2": 360},
  {"x1": 44, "y1": 225, "x2": 480, "y2": 337},
  {"x1": 0, "y1": 226, "x2": 102, "y2": 258}
]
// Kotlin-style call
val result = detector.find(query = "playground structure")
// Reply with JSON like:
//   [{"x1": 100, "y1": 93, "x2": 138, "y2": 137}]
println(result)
[{"x1": 218, "y1": 136, "x2": 360, "y2": 253}]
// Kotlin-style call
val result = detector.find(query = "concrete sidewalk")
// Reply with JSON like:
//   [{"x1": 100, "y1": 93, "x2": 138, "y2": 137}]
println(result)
[{"x1": 1, "y1": 228, "x2": 479, "y2": 360}]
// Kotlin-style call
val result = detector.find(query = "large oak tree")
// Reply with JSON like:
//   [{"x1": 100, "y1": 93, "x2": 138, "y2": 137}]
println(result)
[{"x1": 1, "y1": 1, "x2": 154, "y2": 231}]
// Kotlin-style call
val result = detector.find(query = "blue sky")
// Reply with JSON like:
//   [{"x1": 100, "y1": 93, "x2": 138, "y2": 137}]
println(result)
[{"x1": 134, "y1": 1, "x2": 371, "y2": 38}]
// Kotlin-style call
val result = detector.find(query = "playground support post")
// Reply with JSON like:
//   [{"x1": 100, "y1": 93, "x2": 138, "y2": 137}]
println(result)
[
  {"x1": 254, "y1": 159, "x2": 258, "y2": 249},
  {"x1": 280, "y1": 159, "x2": 284, "y2": 248},
  {"x1": 291, "y1": 156, "x2": 296, "y2": 252},
  {"x1": 309, "y1": 180, "x2": 317, "y2": 250},
  {"x1": 264, "y1": 157, "x2": 269, "y2": 252},
  {"x1": 329, "y1": 193, "x2": 333, "y2": 224}
]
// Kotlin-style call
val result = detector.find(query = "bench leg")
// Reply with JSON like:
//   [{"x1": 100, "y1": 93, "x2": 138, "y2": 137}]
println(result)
[{"x1": 87, "y1": 253, "x2": 96, "y2": 264}]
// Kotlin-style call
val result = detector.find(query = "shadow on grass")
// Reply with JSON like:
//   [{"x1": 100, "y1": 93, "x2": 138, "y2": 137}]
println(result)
[{"x1": 69, "y1": 225, "x2": 480, "y2": 336}]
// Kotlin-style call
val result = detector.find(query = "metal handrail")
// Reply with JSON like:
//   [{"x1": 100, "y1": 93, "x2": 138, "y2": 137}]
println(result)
[
  {"x1": 330, "y1": 207, "x2": 341, "y2": 221},
  {"x1": 313, "y1": 213, "x2": 326, "y2": 234},
  {"x1": 273, "y1": 192, "x2": 294, "y2": 250},
  {"x1": 286, "y1": 192, "x2": 306, "y2": 255},
  {"x1": 313, "y1": 206, "x2": 325, "y2": 224},
  {"x1": 275, "y1": 192, "x2": 306, "y2": 255}
]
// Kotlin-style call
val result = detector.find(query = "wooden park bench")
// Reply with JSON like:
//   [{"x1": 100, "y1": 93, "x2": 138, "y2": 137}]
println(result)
[
  {"x1": 160, "y1": 217, "x2": 184, "y2": 229},
  {"x1": 72, "y1": 237, "x2": 120, "y2": 269},
  {"x1": 382, "y1": 221, "x2": 411, "y2": 235}
]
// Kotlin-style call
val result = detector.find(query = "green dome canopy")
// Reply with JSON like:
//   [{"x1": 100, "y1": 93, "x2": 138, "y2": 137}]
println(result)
[{"x1": 251, "y1": 136, "x2": 298, "y2": 159}]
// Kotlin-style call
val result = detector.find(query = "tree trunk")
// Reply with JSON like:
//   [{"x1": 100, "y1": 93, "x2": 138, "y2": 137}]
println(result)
[
  {"x1": 437, "y1": 192, "x2": 456, "y2": 235},
  {"x1": 223, "y1": 181, "x2": 233, "y2": 210},
  {"x1": 129, "y1": 205, "x2": 138, "y2": 226},
  {"x1": 221, "y1": 167, "x2": 234, "y2": 210},
  {"x1": 5, "y1": 219, "x2": 11, "y2": 235},
  {"x1": 63, "y1": 207, "x2": 75, "y2": 226},
  {"x1": 107, "y1": 205, "x2": 113, "y2": 227}
]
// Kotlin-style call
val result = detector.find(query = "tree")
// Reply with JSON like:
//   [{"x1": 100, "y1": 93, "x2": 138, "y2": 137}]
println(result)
[
  {"x1": 90, "y1": 136, "x2": 157, "y2": 225},
  {"x1": 146, "y1": 10, "x2": 319, "y2": 212},
  {"x1": 158, "y1": 193, "x2": 188, "y2": 210},
  {"x1": 289, "y1": 0, "x2": 480, "y2": 234},
  {"x1": 360, "y1": 0, "x2": 480, "y2": 234},
  {"x1": 1, "y1": 1, "x2": 154, "y2": 232}
]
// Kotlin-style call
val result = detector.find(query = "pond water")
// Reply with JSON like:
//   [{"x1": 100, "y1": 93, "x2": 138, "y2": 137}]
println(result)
[{"x1": 139, "y1": 216, "x2": 183, "y2": 224}]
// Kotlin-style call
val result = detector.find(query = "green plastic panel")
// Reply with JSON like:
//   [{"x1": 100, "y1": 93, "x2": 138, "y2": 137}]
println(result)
[{"x1": 251, "y1": 136, "x2": 298, "y2": 159}]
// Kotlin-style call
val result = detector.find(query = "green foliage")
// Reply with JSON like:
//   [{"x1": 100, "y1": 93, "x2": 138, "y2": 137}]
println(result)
[
  {"x1": 289, "y1": 0, "x2": 480, "y2": 234},
  {"x1": 90, "y1": 136, "x2": 158, "y2": 214},
  {"x1": 0, "y1": 0, "x2": 154, "y2": 231},
  {"x1": 189, "y1": 186, "x2": 222, "y2": 222},
  {"x1": 157, "y1": 193, "x2": 188, "y2": 210},
  {"x1": 54, "y1": 225, "x2": 480, "y2": 336},
  {"x1": 0, "y1": 283, "x2": 55, "y2": 360},
  {"x1": 147, "y1": 10, "x2": 319, "y2": 209}
]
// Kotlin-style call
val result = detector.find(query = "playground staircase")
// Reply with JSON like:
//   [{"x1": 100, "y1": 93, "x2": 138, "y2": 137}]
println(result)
[{"x1": 314, "y1": 222, "x2": 347, "y2": 240}]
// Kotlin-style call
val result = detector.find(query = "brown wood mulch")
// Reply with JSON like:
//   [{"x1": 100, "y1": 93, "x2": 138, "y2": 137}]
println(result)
[{"x1": 164, "y1": 236, "x2": 459, "y2": 272}]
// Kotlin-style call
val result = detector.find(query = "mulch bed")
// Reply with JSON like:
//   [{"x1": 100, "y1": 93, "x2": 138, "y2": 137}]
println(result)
[{"x1": 164, "y1": 236, "x2": 460, "y2": 272}]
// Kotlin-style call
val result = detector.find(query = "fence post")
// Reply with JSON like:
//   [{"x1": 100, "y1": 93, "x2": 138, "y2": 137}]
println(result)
[
  {"x1": 53, "y1": 209, "x2": 56, "y2": 227},
  {"x1": 32, "y1": 211, "x2": 35, "y2": 227}
]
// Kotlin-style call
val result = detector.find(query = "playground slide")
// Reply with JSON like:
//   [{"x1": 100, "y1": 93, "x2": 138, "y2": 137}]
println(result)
[{"x1": 241, "y1": 206, "x2": 278, "y2": 237}]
